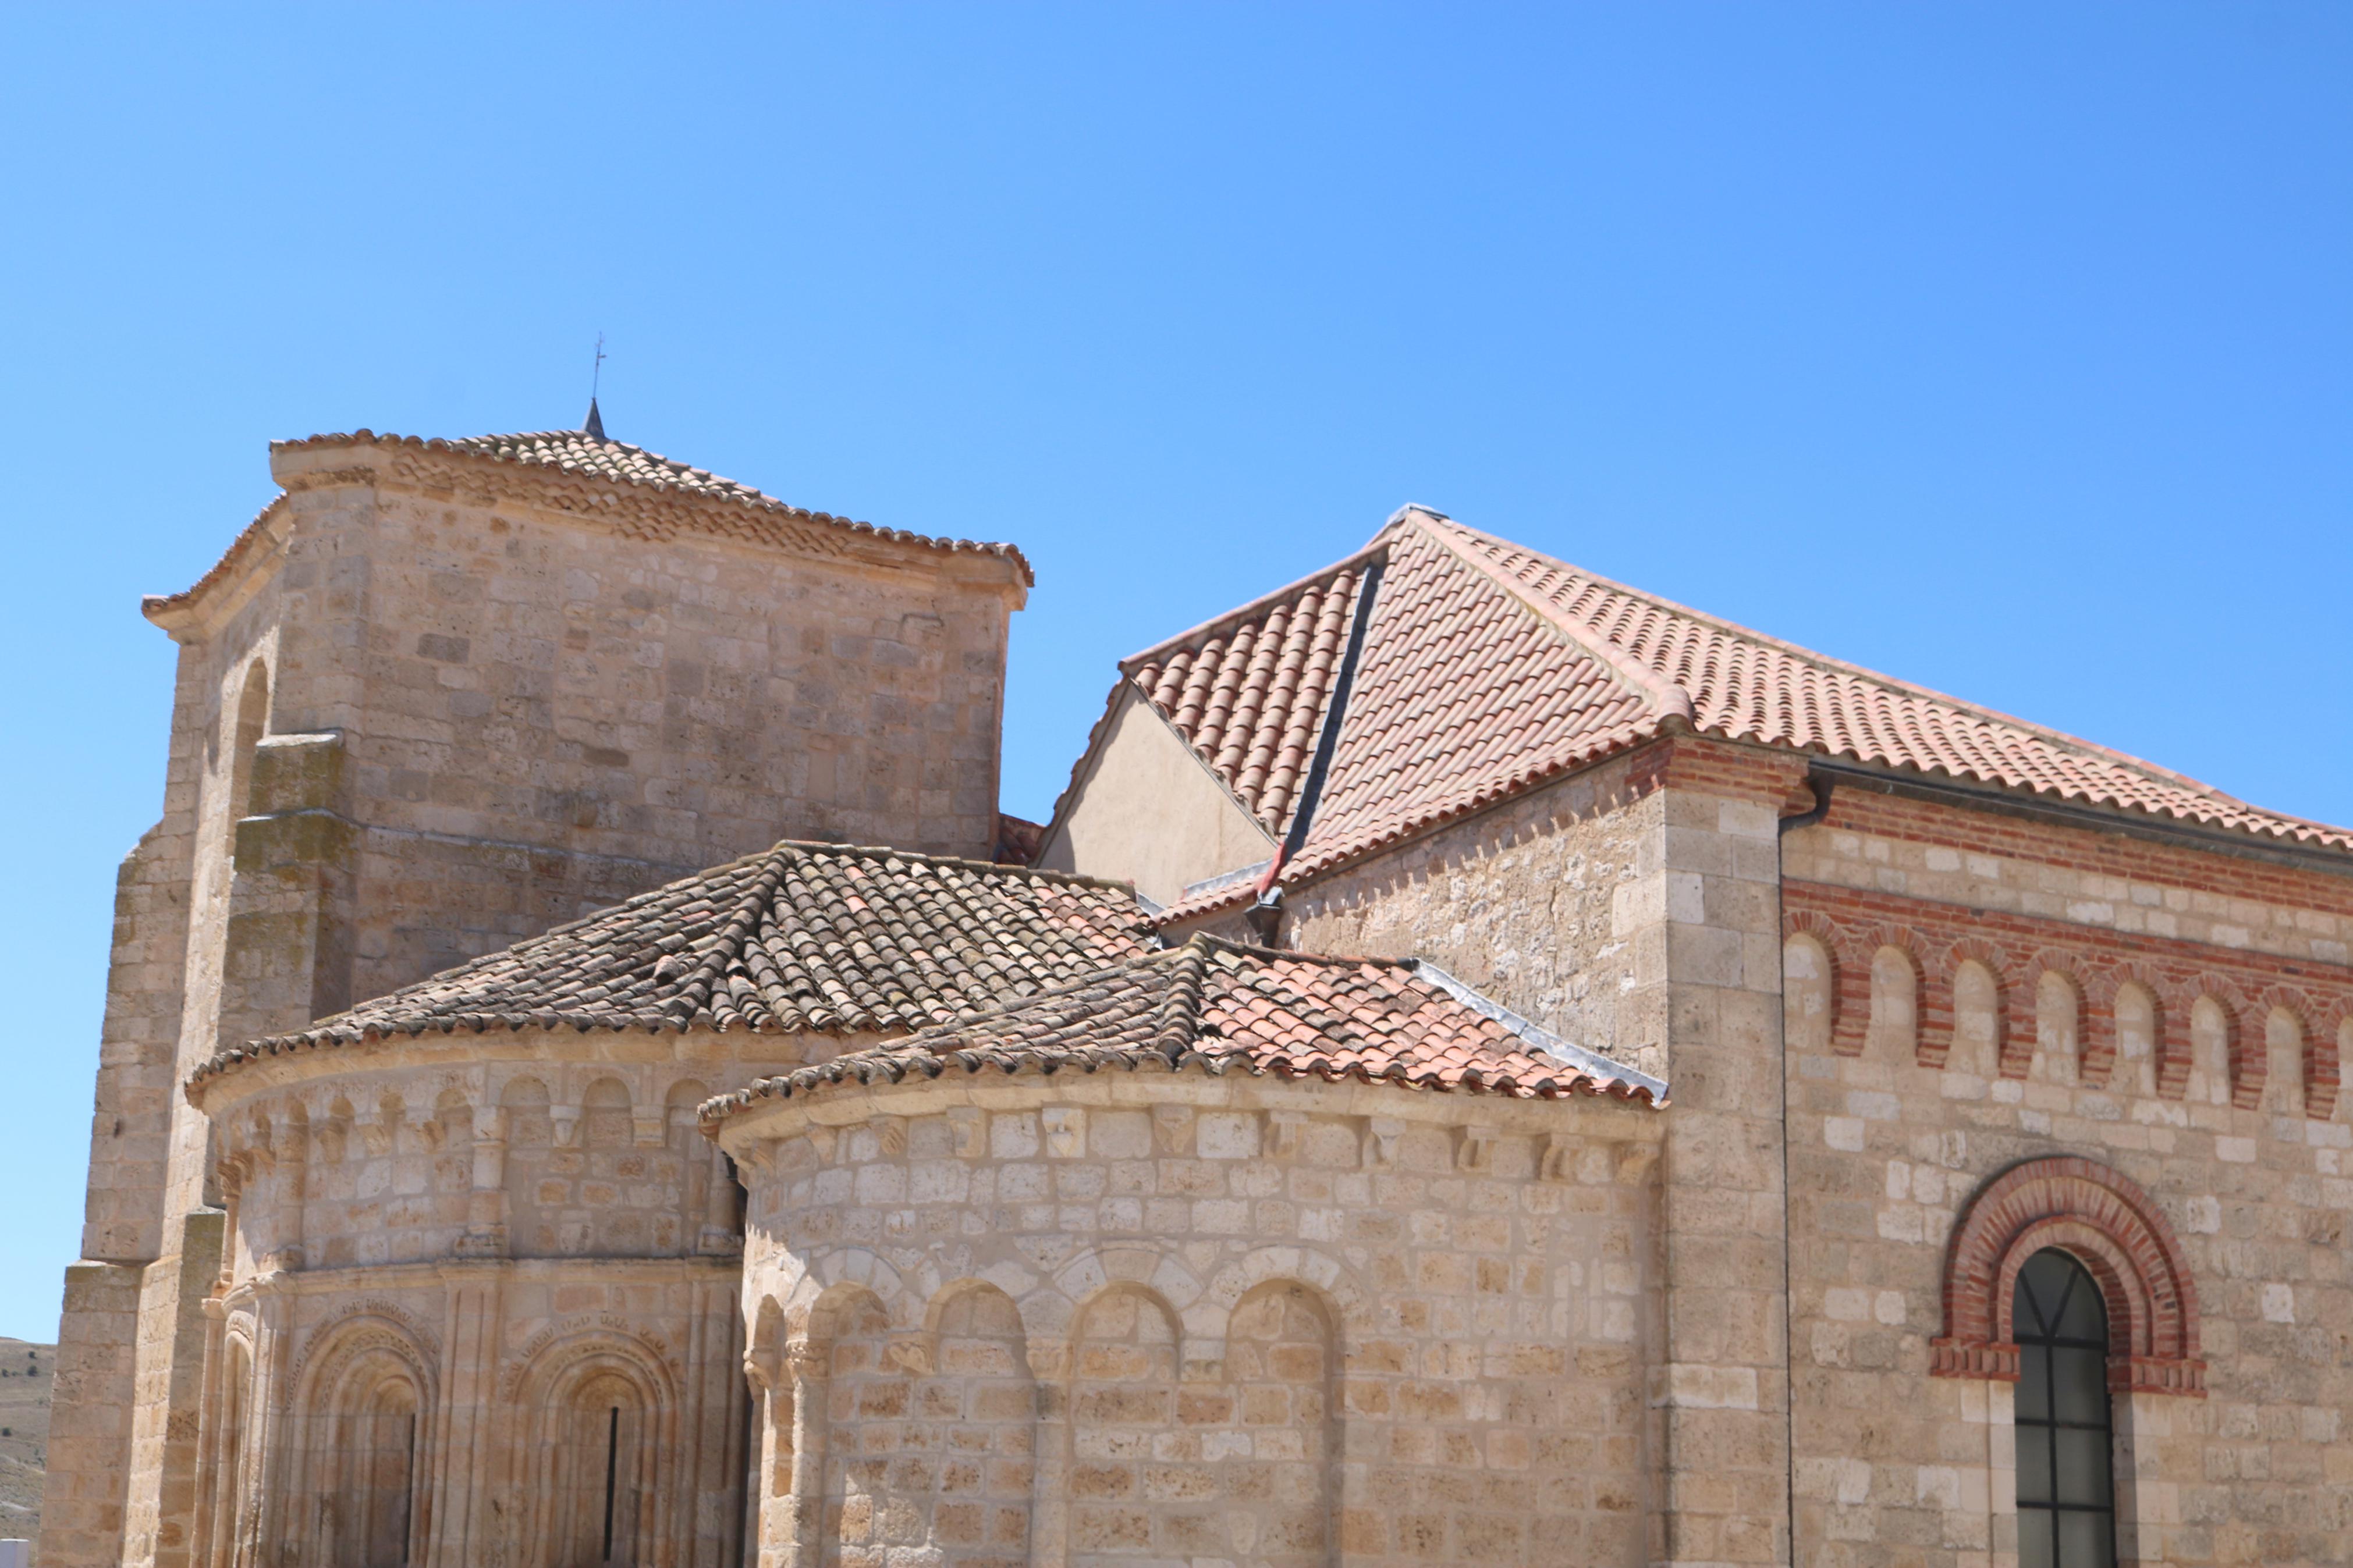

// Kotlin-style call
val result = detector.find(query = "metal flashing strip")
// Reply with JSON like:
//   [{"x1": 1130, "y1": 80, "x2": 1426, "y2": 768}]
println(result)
[
  {"x1": 1275, "y1": 553, "x2": 1386, "y2": 869},
  {"x1": 1410, "y1": 959, "x2": 1669, "y2": 1100},
  {"x1": 1181, "y1": 859, "x2": 1275, "y2": 901}
]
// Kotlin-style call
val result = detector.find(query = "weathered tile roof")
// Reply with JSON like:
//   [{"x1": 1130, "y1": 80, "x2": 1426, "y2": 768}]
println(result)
[
  {"x1": 151, "y1": 426, "x2": 1032, "y2": 621},
  {"x1": 187, "y1": 843, "x2": 1155, "y2": 1091},
  {"x1": 1113, "y1": 507, "x2": 2349, "y2": 920},
  {"x1": 700, "y1": 933, "x2": 1662, "y2": 1125}
]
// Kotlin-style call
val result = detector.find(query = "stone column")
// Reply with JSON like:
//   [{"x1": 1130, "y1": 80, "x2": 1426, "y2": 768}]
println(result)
[
  {"x1": 265, "y1": 1118, "x2": 307, "y2": 1274},
  {"x1": 700, "y1": 1147, "x2": 741, "y2": 1256},
  {"x1": 459, "y1": 1108, "x2": 509, "y2": 1258},
  {"x1": 775, "y1": 1341, "x2": 827, "y2": 1568},
  {"x1": 238, "y1": 1279, "x2": 296, "y2": 1568}
]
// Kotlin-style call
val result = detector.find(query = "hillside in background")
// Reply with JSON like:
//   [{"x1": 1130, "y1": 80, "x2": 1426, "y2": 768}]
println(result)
[{"x1": 0, "y1": 1336, "x2": 52, "y2": 1543}]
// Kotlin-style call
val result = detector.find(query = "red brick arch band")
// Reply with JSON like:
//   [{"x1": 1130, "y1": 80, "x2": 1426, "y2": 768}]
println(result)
[{"x1": 1930, "y1": 1155, "x2": 2206, "y2": 1397}]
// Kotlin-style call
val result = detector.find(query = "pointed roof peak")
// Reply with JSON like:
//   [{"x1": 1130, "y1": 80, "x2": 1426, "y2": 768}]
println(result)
[{"x1": 583, "y1": 397, "x2": 607, "y2": 442}]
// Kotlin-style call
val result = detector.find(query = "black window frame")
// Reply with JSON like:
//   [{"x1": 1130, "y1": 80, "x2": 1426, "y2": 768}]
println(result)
[{"x1": 2012, "y1": 1249, "x2": 2118, "y2": 1568}]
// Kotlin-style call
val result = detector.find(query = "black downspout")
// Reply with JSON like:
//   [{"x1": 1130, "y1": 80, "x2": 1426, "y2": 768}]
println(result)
[
  {"x1": 1778, "y1": 768, "x2": 1833, "y2": 835},
  {"x1": 1247, "y1": 553, "x2": 1385, "y2": 945},
  {"x1": 1774, "y1": 763, "x2": 1829, "y2": 1566}
]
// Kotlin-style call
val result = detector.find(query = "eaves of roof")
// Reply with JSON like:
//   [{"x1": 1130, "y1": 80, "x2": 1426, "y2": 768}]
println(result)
[
  {"x1": 699, "y1": 933, "x2": 1664, "y2": 1130},
  {"x1": 185, "y1": 840, "x2": 1155, "y2": 1103},
  {"x1": 152, "y1": 426, "x2": 1035, "y2": 628}
]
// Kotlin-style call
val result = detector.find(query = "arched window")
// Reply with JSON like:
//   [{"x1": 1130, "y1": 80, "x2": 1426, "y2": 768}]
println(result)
[
  {"x1": 558, "y1": 1372, "x2": 643, "y2": 1566},
  {"x1": 2012, "y1": 1250, "x2": 2114, "y2": 1568},
  {"x1": 226, "y1": 660, "x2": 271, "y2": 822}
]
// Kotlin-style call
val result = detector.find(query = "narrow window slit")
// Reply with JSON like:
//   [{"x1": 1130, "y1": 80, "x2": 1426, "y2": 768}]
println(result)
[{"x1": 602, "y1": 1405, "x2": 620, "y2": 1563}]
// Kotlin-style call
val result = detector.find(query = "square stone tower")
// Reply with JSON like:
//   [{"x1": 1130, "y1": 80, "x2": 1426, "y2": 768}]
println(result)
[{"x1": 42, "y1": 422, "x2": 1029, "y2": 1568}]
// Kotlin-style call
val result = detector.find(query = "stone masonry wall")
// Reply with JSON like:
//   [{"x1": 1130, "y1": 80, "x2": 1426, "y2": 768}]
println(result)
[
  {"x1": 719, "y1": 1071, "x2": 1665, "y2": 1568},
  {"x1": 52, "y1": 442, "x2": 1026, "y2": 1568},
  {"x1": 267, "y1": 461, "x2": 1021, "y2": 998},
  {"x1": 1238, "y1": 736, "x2": 1804, "y2": 1566},
  {"x1": 1780, "y1": 793, "x2": 2353, "y2": 1567},
  {"x1": 176, "y1": 1025, "x2": 832, "y2": 1568},
  {"x1": 1277, "y1": 752, "x2": 1653, "y2": 1075}
]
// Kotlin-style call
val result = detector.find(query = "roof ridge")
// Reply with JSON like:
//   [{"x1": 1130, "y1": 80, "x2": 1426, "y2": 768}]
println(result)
[
  {"x1": 1117, "y1": 542, "x2": 1387, "y2": 674},
  {"x1": 769, "y1": 838, "x2": 1141, "y2": 894},
  {"x1": 1428, "y1": 516, "x2": 2294, "y2": 821},
  {"x1": 258, "y1": 426, "x2": 1033, "y2": 582},
  {"x1": 1415, "y1": 514, "x2": 1698, "y2": 726}
]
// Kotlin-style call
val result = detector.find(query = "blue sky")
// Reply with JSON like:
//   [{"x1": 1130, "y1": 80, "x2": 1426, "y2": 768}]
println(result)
[{"x1": 1, "y1": 4, "x2": 2347, "y2": 1339}]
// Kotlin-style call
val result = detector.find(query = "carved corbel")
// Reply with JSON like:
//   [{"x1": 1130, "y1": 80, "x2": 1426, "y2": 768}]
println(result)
[
  {"x1": 1152, "y1": 1105, "x2": 1196, "y2": 1156},
  {"x1": 1265, "y1": 1110, "x2": 1307, "y2": 1160},
  {"x1": 1041, "y1": 1108, "x2": 1084, "y2": 1158},
  {"x1": 945, "y1": 1107, "x2": 984, "y2": 1160},
  {"x1": 1538, "y1": 1132, "x2": 1576, "y2": 1183}
]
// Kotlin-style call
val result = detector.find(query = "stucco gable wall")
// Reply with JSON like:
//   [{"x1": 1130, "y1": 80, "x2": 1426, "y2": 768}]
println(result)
[{"x1": 1037, "y1": 684, "x2": 1275, "y2": 908}]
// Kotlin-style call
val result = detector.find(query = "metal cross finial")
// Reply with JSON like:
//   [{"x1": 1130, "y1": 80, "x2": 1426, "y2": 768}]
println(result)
[{"x1": 584, "y1": 334, "x2": 610, "y2": 441}]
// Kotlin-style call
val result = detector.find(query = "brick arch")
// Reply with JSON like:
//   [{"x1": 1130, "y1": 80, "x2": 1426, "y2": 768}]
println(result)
[
  {"x1": 2312, "y1": 994, "x2": 2351, "y2": 1123},
  {"x1": 1926, "y1": 937, "x2": 2011, "y2": 1073},
  {"x1": 1839, "y1": 922, "x2": 1932, "y2": 1060},
  {"x1": 2253, "y1": 984, "x2": 2330, "y2": 1121},
  {"x1": 2086, "y1": 960, "x2": 2170, "y2": 1094},
  {"x1": 1781, "y1": 911, "x2": 1845, "y2": 1053},
  {"x1": 2177, "y1": 972, "x2": 2256, "y2": 1108},
  {"x1": 1930, "y1": 1155, "x2": 2204, "y2": 1396},
  {"x1": 2005, "y1": 949, "x2": 2086, "y2": 1082}
]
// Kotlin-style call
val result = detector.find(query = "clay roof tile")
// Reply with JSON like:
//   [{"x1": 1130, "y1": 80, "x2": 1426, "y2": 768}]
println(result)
[
  {"x1": 702, "y1": 934, "x2": 1664, "y2": 1125},
  {"x1": 186, "y1": 842, "x2": 1154, "y2": 1094}
]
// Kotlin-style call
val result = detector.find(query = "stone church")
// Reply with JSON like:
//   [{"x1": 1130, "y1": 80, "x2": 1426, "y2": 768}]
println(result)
[{"x1": 37, "y1": 414, "x2": 2352, "y2": 1568}]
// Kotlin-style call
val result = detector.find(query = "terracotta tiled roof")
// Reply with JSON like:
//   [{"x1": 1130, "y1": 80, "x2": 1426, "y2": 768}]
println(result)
[
  {"x1": 1125, "y1": 564, "x2": 1369, "y2": 834},
  {"x1": 1433, "y1": 518, "x2": 2353, "y2": 851},
  {"x1": 150, "y1": 427, "x2": 1032, "y2": 618},
  {"x1": 993, "y1": 810, "x2": 1047, "y2": 866},
  {"x1": 141, "y1": 497, "x2": 290, "y2": 625},
  {"x1": 700, "y1": 933, "x2": 1662, "y2": 1125},
  {"x1": 1123, "y1": 509, "x2": 2349, "y2": 920},
  {"x1": 187, "y1": 843, "x2": 1154, "y2": 1092}
]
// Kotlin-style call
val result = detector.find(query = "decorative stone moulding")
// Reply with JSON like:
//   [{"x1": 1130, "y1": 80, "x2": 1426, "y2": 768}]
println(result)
[
  {"x1": 1781, "y1": 899, "x2": 2350, "y2": 1119},
  {"x1": 1930, "y1": 1155, "x2": 2206, "y2": 1397}
]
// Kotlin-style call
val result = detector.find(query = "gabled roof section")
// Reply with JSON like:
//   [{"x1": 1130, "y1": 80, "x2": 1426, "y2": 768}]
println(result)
[
  {"x1": 1122, "y1": 558, "x2": 1372, "y2": 837},
  {"x1": 1433, "y1": 517, "x2": 2353, "y2": 852},
  {"x1": 1140, "y1": 507, "x2": 2350, "y2": 920},
  {"x1": 701, "y1": 933, "x2": 1662, "y2": 1125},
  {"x1": 187, "y1": 843, "x2": 1155, "y2": 1093}
]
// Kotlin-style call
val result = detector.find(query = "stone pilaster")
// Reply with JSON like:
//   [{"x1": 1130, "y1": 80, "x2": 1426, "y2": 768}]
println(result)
[
  {"x1": 1624, "y1": 738, "x2": 1806, "y2": 1567},
  {"x1": 214, "y1": 733, "x2": 356, "y2": 1052},
  {"x1": 423, "y1": 1268, "x2": 502, "y2": 1568},
  {"x1": 41, "y1": 1261, "x2": 147, "y2": 1566},
  {"x1": 122, "y1": 1209, "x2": 225, "y2": 1568}
]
